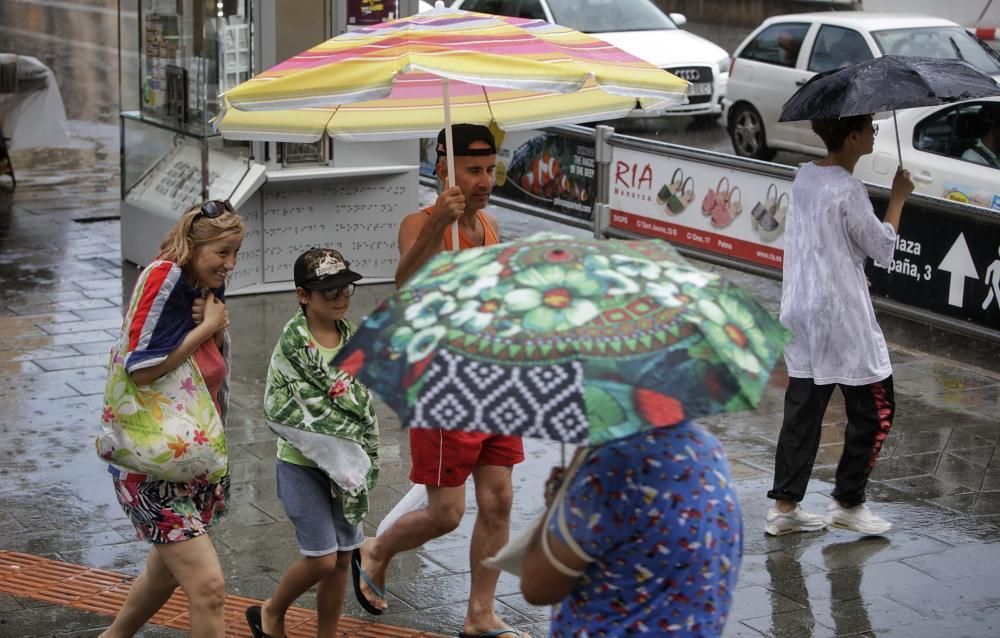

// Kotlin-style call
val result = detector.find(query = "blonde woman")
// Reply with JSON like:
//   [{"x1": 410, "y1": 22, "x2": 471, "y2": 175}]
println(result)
[{"x1": 97, "y1": 200, "x2": 244, "y2": 638}]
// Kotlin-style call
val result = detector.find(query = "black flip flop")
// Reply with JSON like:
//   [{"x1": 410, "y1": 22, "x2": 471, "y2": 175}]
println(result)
[
  {"x1": 244, "y1": 605, "x2": 274, "y2": 638},
  {"x1": 351, "y1": 547, "x2": 386, "y2": 615},
  {"x1": 458, "y1": 629, "x2": 522, "y2": 638}
]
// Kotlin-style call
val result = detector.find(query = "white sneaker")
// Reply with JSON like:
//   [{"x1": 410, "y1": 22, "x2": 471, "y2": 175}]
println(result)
[
  {"x1": 825, "y1": 502, "x2": 892, "y2": 536},
  {"x1": 765, "y1": 504, "x2": 827, "y2": 536}
]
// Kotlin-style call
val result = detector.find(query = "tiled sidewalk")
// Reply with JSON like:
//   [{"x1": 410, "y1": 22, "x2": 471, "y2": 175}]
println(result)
[
  {"x1": 2, "y1": 121, "x2": 1000, "y2": 638},
  {"x1": 0, "y1": 551, "x2": 446, "y2": 637}
]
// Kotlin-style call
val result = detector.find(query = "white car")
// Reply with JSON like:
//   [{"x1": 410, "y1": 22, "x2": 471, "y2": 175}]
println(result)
[
  {"x1": 449, "y1": 0, "x2": 731, "y2": 120},
  {"x1": 724, "y1": 12, "x2": 1000, "y2": 160},
  {"x1": 854, "y1": 98, "x2": 1000, "y2": 211}
]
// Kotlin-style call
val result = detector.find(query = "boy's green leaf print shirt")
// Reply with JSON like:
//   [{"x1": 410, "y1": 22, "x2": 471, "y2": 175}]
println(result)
[{"x1": 264, "y1": 311, "x2": 379, "y2": 524}]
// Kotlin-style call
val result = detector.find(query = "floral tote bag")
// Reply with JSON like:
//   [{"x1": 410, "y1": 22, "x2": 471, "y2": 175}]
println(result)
[
  {"x1": 96, "y1": 261, "x2": 228, "y2": 483},
  {"x1": 96, "y1": 344, "x2": 228, "y2": 483}
]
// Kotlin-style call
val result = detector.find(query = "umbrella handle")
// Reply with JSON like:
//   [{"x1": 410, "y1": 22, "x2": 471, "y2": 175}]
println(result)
[
  {"x1": 893, "y1": 110, "x2": 903, "y2": 170},
  {"x1": 443, "y1": 79, "x2": 460, "y2": 251}
]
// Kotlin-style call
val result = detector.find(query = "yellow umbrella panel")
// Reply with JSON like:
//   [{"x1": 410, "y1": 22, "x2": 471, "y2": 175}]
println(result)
[{"x1": 220, "y1": 76, "x2": 681, "y2": 143}]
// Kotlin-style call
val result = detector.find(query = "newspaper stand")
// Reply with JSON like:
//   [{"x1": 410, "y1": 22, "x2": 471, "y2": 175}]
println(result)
[{"x1": 118, "y1": 0, "x2": 422, "y2": 293}]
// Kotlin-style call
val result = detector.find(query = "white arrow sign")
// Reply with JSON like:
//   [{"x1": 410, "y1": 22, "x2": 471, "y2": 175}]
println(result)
[{"x1": 938, "y1": 233, "x2": 979, "y2": 307}]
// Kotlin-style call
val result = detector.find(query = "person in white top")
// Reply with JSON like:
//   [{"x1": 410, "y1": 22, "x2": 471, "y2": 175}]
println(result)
[
  {"x1": 960, "y1": 109, "x2": 1000, "y2": 168},
  {"x1": 765, "y1": 114, "x2": 914, "y2": 538}
]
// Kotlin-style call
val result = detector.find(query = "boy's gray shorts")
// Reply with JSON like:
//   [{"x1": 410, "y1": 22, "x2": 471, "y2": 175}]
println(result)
[{"x1": 276, "y1": 460, "x2": 365, "y2": 557}]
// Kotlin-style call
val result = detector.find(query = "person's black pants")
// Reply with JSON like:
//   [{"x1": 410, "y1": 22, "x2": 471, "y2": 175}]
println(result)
[{"x1": 767, "y1": 376, "x2": 894, "y2": 508}]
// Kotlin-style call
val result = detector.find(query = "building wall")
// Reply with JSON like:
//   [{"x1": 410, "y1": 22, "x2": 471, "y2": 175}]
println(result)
[{"x1": 656, "y1": 0, "x2": 860, "y2": 29}]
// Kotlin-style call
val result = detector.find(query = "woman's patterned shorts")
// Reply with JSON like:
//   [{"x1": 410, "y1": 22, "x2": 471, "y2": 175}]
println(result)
[{"x1": 112, "y1": 474, "x2": 230, "y2": 544}]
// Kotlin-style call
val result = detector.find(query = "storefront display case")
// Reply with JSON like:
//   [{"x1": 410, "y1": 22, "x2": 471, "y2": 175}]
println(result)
[
  {"x1": 119, "y1": 0, "x2": 265, "y2": 289},
  {"x1": 118, "y1": 0, "x2": 423, "y2": 294},
  {"x1": 130, "y1": 0, "x2": 251, "y2": 136}
]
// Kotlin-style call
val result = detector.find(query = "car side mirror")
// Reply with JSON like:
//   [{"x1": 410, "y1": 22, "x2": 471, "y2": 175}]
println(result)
[{"x1": 669, "y1": 12, "x2": 687, "y2": 28}]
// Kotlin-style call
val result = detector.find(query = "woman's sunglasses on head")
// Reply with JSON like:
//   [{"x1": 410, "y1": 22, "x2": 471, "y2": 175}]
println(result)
[{"x1": 196, "y1": 200, "x2": 235, "y2": 220}]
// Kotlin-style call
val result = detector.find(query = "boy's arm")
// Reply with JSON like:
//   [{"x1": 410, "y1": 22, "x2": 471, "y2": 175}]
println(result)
[
  {"x1": 881, "y1": 167, "x2": 913, "y2": 232},
  {"x1": 845, "y1": 181, "x2": 897, "y2": 266},
  {"x1": 395, "y1": 186, "x2": 466, "y2": 288}
]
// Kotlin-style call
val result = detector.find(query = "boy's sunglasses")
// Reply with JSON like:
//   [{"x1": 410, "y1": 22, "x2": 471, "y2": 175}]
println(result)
[
  {"x1": 196, "y1": 199, "x2": 235, "y2": 220},
  {"x1": 318, "y1": 284, "x2": 356, "y2": 301}
]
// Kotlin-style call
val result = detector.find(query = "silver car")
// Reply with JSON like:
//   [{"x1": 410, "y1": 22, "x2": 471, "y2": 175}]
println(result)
[
  {"x1": 449, "y1": 0, "x2": 731, "y2": 121},
  {"x1": 724, "y1": 12, "x2": 1000, "y2": 160}
]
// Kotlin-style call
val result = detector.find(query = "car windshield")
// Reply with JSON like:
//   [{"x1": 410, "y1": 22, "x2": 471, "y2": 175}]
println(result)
[
  {"x1": 546, "y1": 0, "x2": 677, "y2": 33},
  {"x1": 871, "y1": 27, "x2": 1000, "y2": 74}
]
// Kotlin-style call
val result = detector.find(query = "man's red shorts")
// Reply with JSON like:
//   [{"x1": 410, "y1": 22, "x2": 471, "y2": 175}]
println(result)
[{"x1": 409, "y1": 428, "x2": 525, "y2": 488}]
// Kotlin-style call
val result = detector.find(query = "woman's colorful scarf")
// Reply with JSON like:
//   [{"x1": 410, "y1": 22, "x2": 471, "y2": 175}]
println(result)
[{"x1": 97, "y1": 260, "x2": 231, "y2": 482}]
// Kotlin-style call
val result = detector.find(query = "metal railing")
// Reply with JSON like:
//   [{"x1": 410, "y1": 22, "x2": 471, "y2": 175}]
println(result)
[{"x1": 469, "y1": 122, "x2": 1000, "y2": 344}]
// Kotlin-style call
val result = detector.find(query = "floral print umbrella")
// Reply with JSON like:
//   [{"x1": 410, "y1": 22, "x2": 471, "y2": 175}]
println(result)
[{"x1": 334, "y1": 233, "x2": 790, "y2": 445}]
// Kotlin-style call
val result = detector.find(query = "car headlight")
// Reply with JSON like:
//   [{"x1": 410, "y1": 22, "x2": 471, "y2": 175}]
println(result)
[{"x1": 717, "y1": 56, "x2": 731, "y2": 74}]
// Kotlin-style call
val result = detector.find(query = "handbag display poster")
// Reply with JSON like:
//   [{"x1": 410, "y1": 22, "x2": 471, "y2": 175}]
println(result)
[{"x1": 609, "y1": 147, "x2": 792, "y2": 271}]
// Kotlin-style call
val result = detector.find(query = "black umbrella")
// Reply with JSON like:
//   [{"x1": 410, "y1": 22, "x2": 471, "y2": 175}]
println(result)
[{"x1": 779, "y1": 55, "x2": 1000, "y2": 166}]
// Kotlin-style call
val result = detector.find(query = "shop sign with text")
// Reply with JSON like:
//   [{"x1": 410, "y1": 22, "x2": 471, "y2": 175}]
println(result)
[
  {"x1": 609, "y1": 147, "x2": 790, "y2": 270},
  {"x1": 868, "y1": 199, "x2": 1000, "y2": 330}
]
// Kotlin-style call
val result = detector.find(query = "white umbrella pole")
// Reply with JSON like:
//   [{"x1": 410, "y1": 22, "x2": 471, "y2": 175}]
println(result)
[
  {"x1": 443, "y1": 78, "x2": 460, "y2": 251},
  {"x1": 893, "y1": 110, "x2": 903, "y2": 169}
]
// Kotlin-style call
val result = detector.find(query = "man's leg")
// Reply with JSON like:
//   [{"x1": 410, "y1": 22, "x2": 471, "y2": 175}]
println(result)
[
  {"x1": 462, "y1": 464, "x2": 530, "y2": 638},
  {"x1": 823, "y1": 377, "x2": 895, "y2": 535},
  {"x1": 768, "y1": 377, "x2": 836, "y2": 507},
  {"x1": 765, "y1": 377, "x2": 836, "y2": 536},
  {"x1": 358, "y1": 484, "x2": 465, "y2": 610},
  {"x1": 833, "y1": 377, "x2": 895, "y2": 507}
]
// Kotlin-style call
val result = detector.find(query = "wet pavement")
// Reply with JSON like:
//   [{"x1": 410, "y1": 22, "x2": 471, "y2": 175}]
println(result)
[
  {"x1": 3, "y1": 2, "x2": 1000, "y2": 637},
  {"x1": 4, "y1": 132, "x2": 1000, "y2": 638}
]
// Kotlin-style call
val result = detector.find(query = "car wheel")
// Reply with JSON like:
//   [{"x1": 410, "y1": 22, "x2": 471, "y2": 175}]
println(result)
[{"x1": 730, "y1": 105, "x2": 776, "y2": 161}]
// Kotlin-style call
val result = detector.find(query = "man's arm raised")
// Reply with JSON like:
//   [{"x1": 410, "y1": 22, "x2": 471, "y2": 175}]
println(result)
[{"x1": 395, "y1": 185, "x2": 465, "y2": 288}]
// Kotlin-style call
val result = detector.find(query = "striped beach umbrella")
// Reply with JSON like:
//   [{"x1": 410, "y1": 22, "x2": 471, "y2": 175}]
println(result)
[{"x1": 218, "y1": 2, "x2": 689, "y2": 143}]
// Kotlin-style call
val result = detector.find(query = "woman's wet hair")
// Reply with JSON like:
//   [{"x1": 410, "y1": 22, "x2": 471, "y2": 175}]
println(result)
[
  {"x1": 157, "y1": 201, "x2": 245, "y2": 267},
  {"x1": 811, "y1": 115, "x2": 871, "y2": 152}
]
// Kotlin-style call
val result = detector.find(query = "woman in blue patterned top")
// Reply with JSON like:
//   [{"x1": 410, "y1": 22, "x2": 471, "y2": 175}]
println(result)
[{"x1": 521, "y1": 422, "x2": 742, "y2": 637}]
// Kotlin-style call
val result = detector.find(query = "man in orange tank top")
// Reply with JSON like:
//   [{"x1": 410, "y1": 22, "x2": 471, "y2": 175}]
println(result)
[{"x1": 354, "y1": 124, "x2": 529, "y2": 638}]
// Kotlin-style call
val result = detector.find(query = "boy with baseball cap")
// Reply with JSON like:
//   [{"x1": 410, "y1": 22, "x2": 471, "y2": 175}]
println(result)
[{"x1": 246, "y1": 247, "x2": 380, "y2": 638}]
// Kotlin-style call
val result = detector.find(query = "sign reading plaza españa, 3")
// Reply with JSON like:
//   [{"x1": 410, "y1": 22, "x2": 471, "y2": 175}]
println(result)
[
  {"x1": 610, "y1": 146, "x2": 1000, "y2": 332},
  {"x1": 608, "y1": 147, "x2": 789, "y2": 269},
  {"x1": 867, "y1": 199, "x2": 1000, "y2": 330}
]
